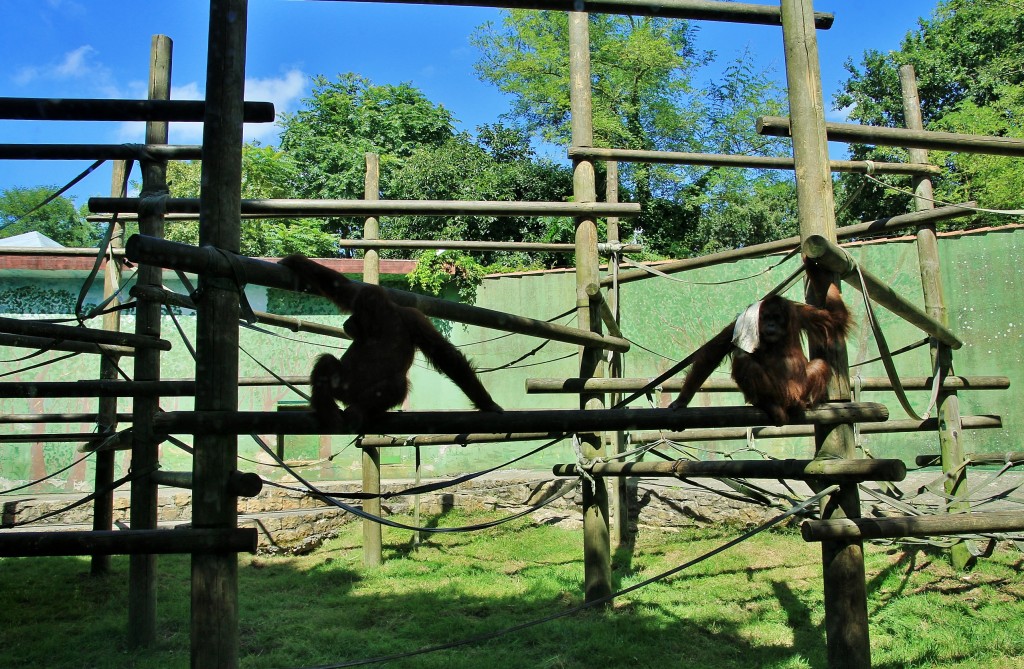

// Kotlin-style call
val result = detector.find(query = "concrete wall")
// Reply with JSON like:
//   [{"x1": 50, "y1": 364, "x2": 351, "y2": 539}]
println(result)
[{"x1": 0, "y1": 226, "x2": 1020, "y2": 493}]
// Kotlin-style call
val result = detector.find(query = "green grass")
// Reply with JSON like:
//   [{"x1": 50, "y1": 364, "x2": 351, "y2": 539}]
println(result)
[{"x1": 2, "y1": 513, "x2": 1023, "y2": 668}]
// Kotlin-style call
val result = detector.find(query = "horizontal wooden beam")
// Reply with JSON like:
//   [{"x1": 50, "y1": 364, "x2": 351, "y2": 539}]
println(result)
[
  {"x1": 152, "y1": 402, "x2": 888, "y2": 435},
  {"x1": 0, "y1": 377, "x2": 316, "y2": 400},
  {"x1": 758, "y1": 116, "x2": 1024, "y2": 157},
  {"x1": 0, "y1": 97, "x2": 274, "y2": 123},
  {"x1": 0, "y1": 432, "x2": 100, "y2": 443},
  {"x1": 568, "y1": 146, "x2": 941, "y2": 175},
  {"x1": 357, "y1": 432, "x2": 565, "y2": 447},
  {"x1": 0, "y1": 332, "x2": 134, "y2": 357},
  {"x1": 804, "y1": 234, "x2": 963, "y2": 349},
  {"x1": 354, "y1": 415, "x2": 1002, "y2": 447},
  {"x1": 801, "y1": 510, "x2": 1024, "y2": 542},
  {"x1": 150, "y1": 470, "x2": 264, "y2": 498},
  {"x1": 631, "y1": 415, "x2": 1002, "y2": 443},
  {"x1": 604, "y1": 203, "x2": 976, "y2": 286},
  {"x1": 526, "y1": 376, "x2": 1010, "y2": 394},
  {"x1": 0, "y1": 412, "x2": 133, "y2": 424},
  {"x1": 0, "y1": 144, "x2": 202, "y2": 161},
  {"x1": 124, "y1": 234, "x2": 631, "y2": 352},
  {"x1": 335, "y1": 238, "x2": 643, "y2": 254},
  {"x1": 0, "y1": 528, "x2": 258, "y2": 557},
  {"x1": 336, "y1": 0, "x2": 833, "y2": 27},
  {"x1": 916, "y1": 451, "x2": 1024, "y2": 467},
  {"x1": 0, "y1": 380, "x2": 193, "y2": 398},
  {"x1": 131, "y1": 284, "x2": 353, "y2": 341},
  {"x1": 90, "y1": 197, "x2": 641, "y2": 219},
  {"x1": 0, "y1": 316, "x2": 170, "y2": 351},
  {"x1": 553, "y1": 457, "x2": 907, "y2": 482}
]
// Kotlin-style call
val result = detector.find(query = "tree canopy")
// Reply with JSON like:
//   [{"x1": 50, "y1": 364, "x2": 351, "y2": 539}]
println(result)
[
  {"x1": 0, "y1": 187, "x2": 98, "y2": 247},
  {"x1": 276, "y1": 73, "x2": 575, "y2": 270},
  {"x1": 164, "y1": 144, "x2": 338, "y2": 258},
  {"x1": 278, "y1": 74, "x2": 456, "y2": 214},
  {"x1": 834, "y1": 0, "x2": 1024, "y2": 227},
  {"x1": 385, "y1": 124, "x2": 573, "y2": 269},
  {"x1": 472, "y1": 11, "x2": 796, "y2": 258}
]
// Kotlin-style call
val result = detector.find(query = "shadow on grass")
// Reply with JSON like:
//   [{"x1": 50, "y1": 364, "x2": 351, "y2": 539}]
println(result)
[{"x1": 0, "y1": 547, "x2": 831, "y2": 669}]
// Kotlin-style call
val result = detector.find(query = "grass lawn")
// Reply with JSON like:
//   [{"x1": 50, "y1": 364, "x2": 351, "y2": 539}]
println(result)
[{"x1": 1, "y1": 512, "x2": 1022, "y2": 668}]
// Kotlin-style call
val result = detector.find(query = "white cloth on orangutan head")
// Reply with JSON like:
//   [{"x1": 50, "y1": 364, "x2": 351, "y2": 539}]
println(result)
[{"x1": 732, "y1": 301, "x2": 763, "y2": 354}]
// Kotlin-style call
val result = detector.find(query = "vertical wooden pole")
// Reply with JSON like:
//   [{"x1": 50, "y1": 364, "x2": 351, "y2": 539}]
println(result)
[
  {"x1": 361, "y1": 153, "x2": 383, "y2": 566},
  {"x1": 605, "y1": 161, "x2": 620, "y2": 245},
  {"x1": 605, "y1": 161, "x2": 630, "y2": 548},
  {"x1": 192, "y1": 3, "x2": 245, "y2": 667},
  {"x1": 569, "y1": 10, "x2": 612, "y2": 604},
  {"x1": 91, "y1": 159, "x2": 127, "y2": 577},
  {"x1": 780, "y1": 1, "x2": 870, "y2": 666},
  {"x1": 128, "y1": 35, "x2": 171, "y2": 648},
  {"x1": 899, "y1": 64, "x2": 973, "y2": 570}
]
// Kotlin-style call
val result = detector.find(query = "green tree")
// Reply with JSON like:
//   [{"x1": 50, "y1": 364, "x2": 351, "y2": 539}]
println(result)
[
  {"x1": 472, "y1": 11, "x2": 794, "y2": 257},
  {"x1": 0, "y1": 187, "x2": 98, "y2": 247},
  {"x1": 834, "y1": 0, "x2": 1024, "y2": 227},
  {"x1": 164, "y1": 144, "x2": 338, "y2": 257},
  {"x1": 277, "y1": 73, "x2": 456, "y2": 240},
  {"x1": 473, "y1": 13, "x2": 706, "y2": 214},
  {"x1": 386, "y1": 125, "x2": 574, "y2": 270}
]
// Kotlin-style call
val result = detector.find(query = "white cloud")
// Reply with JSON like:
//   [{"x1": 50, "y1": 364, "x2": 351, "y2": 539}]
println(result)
[
  {"x1": 46, "y1": 0, "x2": 86, "y2": 12},
  {"x1": 54, "y1": 45, "x2": 96, "y2": 78},
  {"x1": 12, "y1": 66, "x2": 40, "y2": 86},
  {"x1": 827, "y1": 104, "x2": 856, "y2": 123},
  {"x1": 11, "y1": 45, "x2": 119, "y2": 96},
  {"x1": 122, "y1": 70, "x2": 308, "y2": 145},
  {"x1": 245, "y1": 69, "x2": 306, "y2": 109},
  {"x1": 243, "y1": 69, "x2": 306, "y2": 143},
  {"x1": 172, "y1": 82, "x2": 205, "y2": 101}
]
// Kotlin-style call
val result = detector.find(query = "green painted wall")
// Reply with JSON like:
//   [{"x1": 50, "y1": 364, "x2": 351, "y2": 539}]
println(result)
[{"x1": 1, "y1": 227, "x2": 1020, "y2": 492}]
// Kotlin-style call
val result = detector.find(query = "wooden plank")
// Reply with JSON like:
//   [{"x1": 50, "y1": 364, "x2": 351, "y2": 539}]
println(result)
[
  {"x1": 0, "y1": 97, "x2": 273, "y2": 123},
  {"x1": 151, "y1": 402, "x2": 890, "y2": 435},
  {"x1": 0, "y1": 528, "x2": 258, "y2": 557},
  {"x1": 553, "y1": 457, "x2": 907, "y2": 482},
  {"x1": 802, "y1": 511, "x2": 1024, "y2": 542},
  {"x1": 758, "y1": 115, "x2": 1024, "y2": 157}
]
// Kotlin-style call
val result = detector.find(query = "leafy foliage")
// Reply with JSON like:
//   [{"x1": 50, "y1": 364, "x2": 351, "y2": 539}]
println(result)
[
  {"x1": 833, "y1": 0, "x2": 1024, "y2": 227},
  {"x1": 407, "y1": 249, "x2": 486, "y2": 303},
  {"x1": 0, "y1": 187, "x2": 99, "y2": 247},
  {"x1": 164, "y1": 144, "x2": 338, "y2": 257},
  {"x1": 472, "y1": 11, "x2": 796, "y2": 258},
  {"x1": 278, "y1": 73, "x2": 456, "y2": 240},
  {"x1": 386, "y1": 126, "x2": 574, "y2": 270}
]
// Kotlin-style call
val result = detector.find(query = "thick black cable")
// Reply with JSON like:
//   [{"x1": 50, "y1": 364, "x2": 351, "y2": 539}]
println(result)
[
  {"x1": 0, "y1": 159, "x2": 105, "y2": 233},
  {"x1": 2, "y1": 466, "x2": 151, "y2": 528},
  {"x1": 311, "y1": 434, "x2": 568, "y2": 501},
  {"x1": 0, "y1": 351, "x2": 80, "y2": 379},
  {"x1": 263, "y1": 476, "x2": 578, "y2": 535}
]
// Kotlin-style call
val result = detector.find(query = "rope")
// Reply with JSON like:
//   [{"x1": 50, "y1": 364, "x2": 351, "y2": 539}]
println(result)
[
  {"x1": 320, "y1": 436, "x2": 566, "y2": 501},
  {"x1": 0, "y1": 450, "x2": 95, "y2": 495},
  {"x1": 851, "y1": 264, "x2": 939, "y2": 420},
  {"x1": 0, "y1": 159, "x2": 106, "y2": 233},
  {"x1": 0, "y1": 351, "x2": 80, "y2": 379},
  {"x1": 863, "y1": 173, "x2": 1024, "y2": 217},
  {"x1": 1, "y1": 464, "x2": 154, "y2": 528},
  {"x1": 74, "y1": 162, "x2": 134, "y2": 323},
  {"x1": 619, "y1": 246, "x2": 800, "y2": 286},
  {"x1": 609, "y1": 263, "x2": 809, "y2": 410},
  {"x1": 264, "y1": 476, "x2": 578, "y2": 535}
]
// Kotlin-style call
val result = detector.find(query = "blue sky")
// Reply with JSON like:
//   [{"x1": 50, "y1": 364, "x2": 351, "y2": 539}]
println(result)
[{"x1": 0, "y1": 0, "x2": 939, "y2": 207}]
